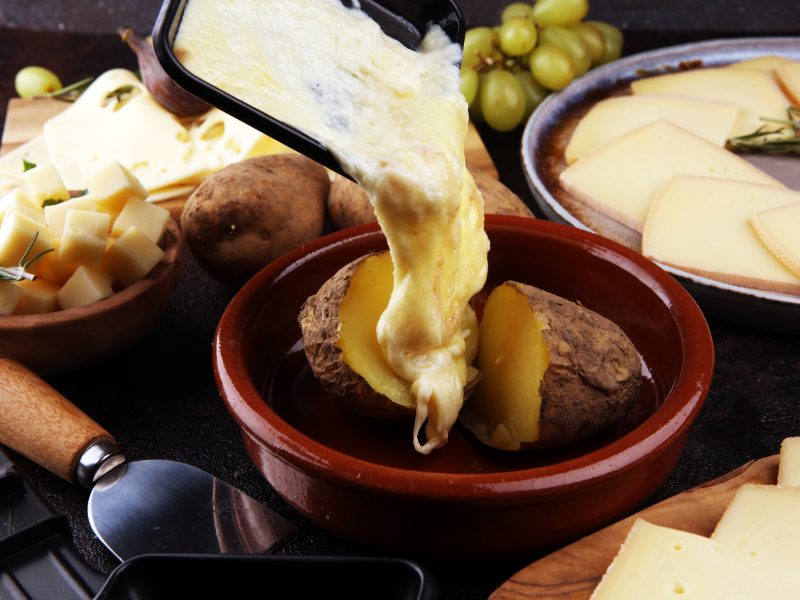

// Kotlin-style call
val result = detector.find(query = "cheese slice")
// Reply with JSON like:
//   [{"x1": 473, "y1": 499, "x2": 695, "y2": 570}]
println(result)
[
  {"x1": 751, "y1": 201, "x2": 800, "y2": 278},
  {"x1": 711, "y1": 484, "x2": 800, "y2": 571},
  {"x1": 642, "y1": 175, "x2": 800, "y2": 295},
  {"x1": 776, "y1": 61, "x2": 800, "y2": 106},
  {"x1": 565, "y1": 95, "x2": 739, "y2": 164},
  {"x1": 631, "y1": 68, "x2": 792, "y2": 137},
  {"x1": 778, "y1": 437, "x2": 800, "y2": 487},
  {"x1": 591, "y1": 519, "x2": 800, "y2": 599},
  {"x1": 727, "y1": 55, "x2": 794, "y2": 74},
  {"x1": 0, "y1": 136, "x2": 51, "y2": 184},
  {"x1": 559, "y1": 120, "x2": 785, "y2": 232}
]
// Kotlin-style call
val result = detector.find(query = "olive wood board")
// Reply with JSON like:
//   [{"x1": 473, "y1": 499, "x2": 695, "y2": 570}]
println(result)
[
  {"x1": 0, "y1": 97, "x2": 499, "y2": 221},
  {"x1": 491, "y1": 454, "x2": 779, "y2": 600}
]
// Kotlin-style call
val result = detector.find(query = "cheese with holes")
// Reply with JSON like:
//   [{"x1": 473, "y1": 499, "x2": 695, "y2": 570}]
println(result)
[
  {"x1": 86, "y1": 160, "x2": 147, "y2": 213},
  {"x1": 559, "y1": 120, "x2": 785, "y2": 231},
  {"x1": 642, "y1": 175, "x2": 800, "y2": 294},
  {"x1": 631, "y1": 68, "x2": 792, "y2": 137},
  {"x1": 104, "y1": 227, "x2": 165, "y2": 286},
  {"x1": 565, "y1": 95, "x2": 739, "y2": 164},
  {"x1": 591, "y1": 519, "x2": 800, "y2": 599},
  {"x1": 751, "y1": 201, "x2": 800, "y2": 278},
  {"x1": 777, "y1": 61, "x2": 800, "y2": 106},
  {"x1": 13, "y1": 279, "x2": 60, "y2": 315},
  {"x1": 0, "y1": 212, "x2": 53, "y2": 267},
  {"x1": 111, "y1": 198, "x2": 169, "y2": 242},
  {"x1": 57, "y1": 265, "x2": 113, "y2": 310},
  {"x1": 0, "y1": 281, "x2": 21, "y2": 315},
  {"x1": 779, "y1": 437, "x2": 800, "y2": 487},
  {"x1": 21, "y1": 162, "x2": 70, "y2": 204}
]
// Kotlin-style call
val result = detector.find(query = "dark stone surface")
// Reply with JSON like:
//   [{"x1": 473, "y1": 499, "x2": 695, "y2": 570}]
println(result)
[{"x1": 0, "y1": 5, "x2": 799, "y2": 600}]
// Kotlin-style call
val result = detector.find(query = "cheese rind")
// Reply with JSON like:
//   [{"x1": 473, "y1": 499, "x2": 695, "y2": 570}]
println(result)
[
  {"x1": 559, "y1": 120, "x2": 785, "y2": 232},
  {"x1": 776, "y1": 61, "x2": 800, "y2": 109},
  {"x1": 57, "y1": 266, "x2": 114, "y2": 310},
  {"x1": 751, "y1": 201, "x2": 800, "y2": 278},
  {"x1": 778, "y1": 437, "x2": 800, "y2": 487},
  {"x1": 642, "y1": 175, "x2": 800, "y2": 294}
]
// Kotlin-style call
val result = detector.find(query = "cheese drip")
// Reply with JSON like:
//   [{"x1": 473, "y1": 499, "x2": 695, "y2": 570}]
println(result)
[{"x1": 176, "y1": 0, "x2": 489, "y2": 453}]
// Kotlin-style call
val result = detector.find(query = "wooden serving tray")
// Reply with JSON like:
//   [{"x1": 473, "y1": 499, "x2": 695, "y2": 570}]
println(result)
[{"x1": 491, "y1": 454, "x2": 779, "y2": 599}]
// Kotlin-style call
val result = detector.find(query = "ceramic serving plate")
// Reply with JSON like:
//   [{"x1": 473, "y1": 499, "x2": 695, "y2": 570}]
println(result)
[{"x1": 521, "y1": 37, "x2": 800, "y2": 333}]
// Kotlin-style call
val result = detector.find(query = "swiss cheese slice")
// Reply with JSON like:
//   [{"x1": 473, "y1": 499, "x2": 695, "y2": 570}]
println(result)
[
  {"x1": 751, "y1": 201, "x2": 800, "y2": 278},
  {"x1": 642, "y1": 175, "x2": 800, "y2": 295},
  {"x1": 727, "y1": 55, "x2": 794, "y2": 74},
  {"x1": 564, "y1": 95, "x2": 739, "y2": 164},
  {"x1": 631, "y1": 68, "x2": 792, "y2": 137},
  {"x1": 776, "y1": 61, "x2": 800, "y2": 106},
  {"x1": 591, "y1": 519, "x2": 800, "y2": 599},
  {"x1": 559, "y1": 120, "x2": 785, "y2": 232},
  {"x1": 778, "y1": 437, "x2": 800, "y2": 487}
]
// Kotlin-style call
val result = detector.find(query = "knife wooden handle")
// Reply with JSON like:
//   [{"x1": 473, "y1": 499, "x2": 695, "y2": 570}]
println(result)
[{"x1": 0, "y1": 358, "x2": 114, "y2": 483}]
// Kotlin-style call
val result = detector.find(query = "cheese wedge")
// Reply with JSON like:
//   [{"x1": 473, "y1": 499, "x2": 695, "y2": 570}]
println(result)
[
  {"x1": 776, "y1": 61, "x2": 800, "y2": 106},
  {"x1": 631, "y1": 68, "x2": 792, "y2": 137},
  {"x1": 751, "y1": 201, "x2": 800, "y2": 278},
  {"x1": 565, "y1": 95, "x2": 739, "y2": 164},
  {"x1": 642, "y1": 175, "x2": 800, "y2": 295},
  {"x1": 559, "y1": 120, "x2": 785, "y2": 231},
  {"x1": 712, "y1": 484, "x2": 800, "y2": 571},
  {"x1": 727, "y1": 55, "x2": 794, "y2": 74},
  {"x1": 778, "y1": 437, "x2": 800, "y2": 487},
  {"x1": 591, "y1": 519, "x2": 800, "y2": 599}
]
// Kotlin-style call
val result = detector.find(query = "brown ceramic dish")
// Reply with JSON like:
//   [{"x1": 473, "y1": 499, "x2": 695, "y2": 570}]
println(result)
[
  {"x1": 0, "y1": 220, "x2": 183, "y2": 374},
  {"x1": 214, "y1": 215, "x2": 714, "y2": 559}
]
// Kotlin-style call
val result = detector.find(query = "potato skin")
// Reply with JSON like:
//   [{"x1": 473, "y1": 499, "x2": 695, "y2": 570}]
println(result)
[{"x1": 181, "y1": 154, "x2": 328, "y2": 286}]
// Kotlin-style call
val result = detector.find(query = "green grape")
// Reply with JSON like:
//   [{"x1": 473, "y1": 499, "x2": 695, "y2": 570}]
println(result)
[
  {"x1": 501, "y1": 2, "x2": 533, "y2": 22},
  {"x1": 586, "y1": 21, "x2": 624, "y2": 64},
  {"x1": 14, "y1": 66, "x2": 62, "y2": 98},
  {"x1": 539, "y1": 26, "x2": 591, "y2": 76},
  {"x1": 460, "y1": 66, "x2": 480, "y2": 106},
  {"x1": 469, "y1": 74, "x2": 486, "y2": 123},
  {"x1": 531, "y1": 0, "x2": 589, "y2": 27},
  {"x1": 529, "y1": 43, "x2": 575, "y2": 90},
  {"x1": 514, "y1": 71, "x2": 549, "y2": 120},
  {"x1": 480, "y1": 70, "x2": 526, "y2": 132},
  {"x1": 463, "y1": 27, "x2": 498, "y2": 68},
  {"x1": 499, "y1": 17, "x2": 538, "y2": 57},
  {"x1": 570, "y1": 23, "x2": 607, "y2": 66}
]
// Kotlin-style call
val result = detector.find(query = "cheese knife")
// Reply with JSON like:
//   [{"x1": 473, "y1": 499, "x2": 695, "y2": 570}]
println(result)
[{"x1": 0, "y1": 358, "x2": 295, "y2": 560}]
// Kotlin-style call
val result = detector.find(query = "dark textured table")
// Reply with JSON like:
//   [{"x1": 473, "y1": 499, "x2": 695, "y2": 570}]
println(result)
[{"x1": 1, "y1": 3, "x2": 800, "y2": 599}]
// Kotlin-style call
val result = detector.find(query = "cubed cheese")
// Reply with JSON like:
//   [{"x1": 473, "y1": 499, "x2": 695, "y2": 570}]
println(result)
[
  {"x1": 86, "y1": 159, "x2": 147, "y2": 213},
  {"x1": 21, "y1": 162, "x2": 70, "y2": 204},
  {"x1": 0, "y1": 280, "x2": 21, "y2": 315},
  {"x1": 0, "y1": 212, "x2": 54, "y2": 267},
  {"x1": 38, "y1": 240, "x2": 78, "y2": 285},
  {"x1": 58, "y1": 209, "x2": 110, "y2": 267},
  {"x1": 778, "y1": 437, "x2": 800, "y2": 487},
  {"x1": 43, "y1": 194, "x2": 98, "y2": 237},
  {"x1": 57, "y1": 265, "x2": 114, "y2": 310},
  {"x1": 751, "y1": 201, "x2": 800, "y2": 278},
  {"x1": 111, "y1": 198, "x2": 169, "y2": 242},
  {"x1": 104, "y1": 226, "x2": 165, "y2": 286},
  {"x1": 1, "y1": 189, "x2": 46, "y2": 226},
  {"x1": 13, "y1": 279, "x2": 60, "y2": 315}
]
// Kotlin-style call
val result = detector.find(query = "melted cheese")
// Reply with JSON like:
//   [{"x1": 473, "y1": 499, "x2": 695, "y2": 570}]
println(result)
[{"x1": 175, "y1": 0, "x2": 489, "y2": 454}]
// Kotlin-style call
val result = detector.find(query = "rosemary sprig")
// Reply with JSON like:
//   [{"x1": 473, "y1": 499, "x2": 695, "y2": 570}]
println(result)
[
  {"x1": 0, "y1": 232, "x2": 54, "y2": 282},
  {"x1": 727, "y1": 106, "x2": 800, "y2": 155},
  {"x1": 47, "y1": 76, "x2": 94, "y2": 103}
]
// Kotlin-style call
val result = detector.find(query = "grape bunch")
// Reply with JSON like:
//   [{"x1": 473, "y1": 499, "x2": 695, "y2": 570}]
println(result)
[{"x1": 461, "y1": 0, "x2": 623, "y2": 132}]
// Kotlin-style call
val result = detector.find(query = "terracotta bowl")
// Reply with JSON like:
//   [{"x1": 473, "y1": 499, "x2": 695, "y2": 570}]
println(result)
[
  {"x1": 214, "y1": 215, "x2": 714, "y2": 559},
  {"x1": 0, "y1": 220, "x2": 183, "y2": 374}
]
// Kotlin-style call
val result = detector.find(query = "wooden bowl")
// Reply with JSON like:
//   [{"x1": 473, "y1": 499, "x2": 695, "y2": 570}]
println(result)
[
  {"x1": 214, "y1": 216, "x2": 714, "y2": 559},
  {"x1": 0, "y1": 220, "x2": 183, "y2": 374}
]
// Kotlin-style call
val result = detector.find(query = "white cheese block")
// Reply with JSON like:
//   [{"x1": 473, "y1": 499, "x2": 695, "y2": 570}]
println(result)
[
  {"x1": 13, "y1": 279, "x2": 60, "y2": 315},
  {"x1": 727, "y1": 55, "x2": 794, "y2": 73},
  {"x1": 104, "y1": 226, "x2": 165, "y2": 286},
  {"x1": 38, "y1": 239, "x2": 77, "y2": 285},
  {"x1": 642, "y1": 175, "x2": 800, "y2": 295},
  {"x1": 21, "y1": 162, "x2": 70, "y2": 204},
  {"x1": 0, "y1": 280, "x2": 21, "y2": 315},
  {"x1": 778, "y1": 437, "x2": 800, "y2": 487},
  {"x1": 711, "y1": 484, "x2": 800, "y2": 571},
  {"x1": 58, "y1": 209, "x2": 110, "y2": 267},
  {"x1": 751, "y1": 201, "x2": 800, "y2": 278},
  {"x1": 559, "y1": 120, "x2": 785, "y2": 232},
  {"x1": 591, "y1": 519, "x2": 800, "y2": 599},
  {"x1": 57, "y1": 265, "x2": 113, "y2": 310},
  {"x1": 43, "y1": 194, "x2": 98, "y2": 237},
  {"x1": 85, "y1": 160, "x2": 147, "y2": 213},
  {"x1": 776, "y1": 61, "x2": 800, "y2": 106},
  {"x1": 0, "y1": 212, "x2": 53, "y2": 267},
  {"x1": 0, "y1": 189, "x2": 42, "y2": 225},
  {"x1": 111, "y1": 198, "x2": 169, "y2": 243},
  {"x1": 631, "y1": 68, "x2": 792, "y2": 137},
  {"x1": 564, "y1": 95, "x2": 739, "y2": 164}
]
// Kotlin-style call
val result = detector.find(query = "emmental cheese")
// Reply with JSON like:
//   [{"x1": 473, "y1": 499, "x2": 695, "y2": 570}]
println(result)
[
  {"x1": 564, "y1": 95, "x2": 739, "y2": 164},
  {"x1": 778, "y1": 437, "x2": 800, "y2": 487},
  {"x1": 642, "y1": 175, "x2": 800, "y2": 295},
  {"x1": 559, "y1": 120, "x2": 785, "y2": 232},
  {"x1": 751, "y1": 201, "x2": 800, "y2": 278},
  {"x1": 591, "y1": 519, "x2": 800, "y2": 599}
]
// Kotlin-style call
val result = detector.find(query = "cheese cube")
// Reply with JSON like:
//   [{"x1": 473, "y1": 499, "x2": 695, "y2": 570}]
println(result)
[
  {"x1": 591, "y1": 519, "x2": 800, "y2": 599},
  {"x1": 12, "y1": 279, "x2": 60, "y2": 315},
  {"x1": 777, "y1": 61, "x2": 800, "y2": 106},
  {"x1": 37, "y1": 240, "x2": 78, "y2": 285},
  {"x1": 778, "y1": 437, "x2": 800, "y2": 487},
  {"x1": 58, "y1": 209, "x2": 110, "y2": 267},
  {"x1": 642, "y1": 175, "x2": 800, "y2": 295},
  {"x1": 751, "y1": 201, "x2": 800, "y2": 278},
  {"x1": 111, "y1": 198, "x2": 169, "y2": 242},
  {"x1": 86, "y1": 160, "x2": 147, "y2": 213},
  {"x1": 43, "y1": 194, "x2": 98, "y2": 237},
  {"x1": 57, "y1": 266, "x2": 113, "y2": 310},
  {"x1": 559, "y1": 120, "x2": 785, "y2": 232},
  {"x1": 1, "y1": 191, "x2": 46, "y2": 226},
  {"x1": 21, "y1": 162, "x2": 70, "y2": 204},
  {"x1": 104, "y1": 226, "x2": 165, "y2": 286},
  {"x1": 0, "y1": 280, "x2": 21, "y2": 315},
  {"x1": 0, "y1": 212, "x2": 54, "y2": 267}
]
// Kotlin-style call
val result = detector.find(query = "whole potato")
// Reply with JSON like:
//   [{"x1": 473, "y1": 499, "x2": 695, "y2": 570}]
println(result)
[{"x1": 181, "y1": 154, "x2": 328, "y2": 285}]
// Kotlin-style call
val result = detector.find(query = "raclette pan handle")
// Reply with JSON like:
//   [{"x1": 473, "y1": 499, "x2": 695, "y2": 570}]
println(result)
[{"x1": 0, "y1": 358, "x2": 118, "y2": 486}]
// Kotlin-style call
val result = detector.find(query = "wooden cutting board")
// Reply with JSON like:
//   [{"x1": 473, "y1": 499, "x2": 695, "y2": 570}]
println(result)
[{"x1": 491, "y1": 454, "x2": 779, "y2": 600}]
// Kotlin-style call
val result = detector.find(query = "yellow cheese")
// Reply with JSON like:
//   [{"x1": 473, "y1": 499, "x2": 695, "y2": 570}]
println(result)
[
  {"x1": 559, "y1": 120, "x2": 785, "y2": 232},
  {"x1": 44, "y1": 194, "x2": 98, "y2": 237},
  {"x1": 0, "y1": 212, "x2": 53, "y2": 267},
  {"x1": 727, "y1": 55, "x2": 794, "y2": 73},
  {"x1": 12, "y1": 279, "x2": 60, "y2": 315},
  {"x1": 57, "y1": 265, "x2": 113, "y2": 310},
  {"x1": 776, "y1": 61, "x2": 800, "y2": 107},
  {"x1": 111, "y1": 198, "x2": 169, "y2": 242},
  {"x1": 104, "y1": 227, "x2": 165, "y2": 286},
  {"x1": 38, "y1": 239, "x2": 78, "y2": 285},
  {"x1": 0, "y1": 136, "x2": 51, "y2": 184},
  {"x1": 631, "y1": 68, "x2": 792, "y2": 137},
  {"x1": 751, "y1": 201, "x2": 800, "y2": 278},
  {"x1": 591, "y1": 519, "x2": 800, "y2": 599},
  {"x1": 58, "y1": 209, "x2": 111, "y2": 267},
  {"x1": 85, "y1": 160, "x2": 147, "y2": 213},
  {"x1": 0, "y1": 280, "x2": 21, "y2": 315},
  {"x1": 565, "y1": 95, "x2": 739, "y2": 164},
  {"x1": 0, "y1": 189, "x2": 44, "y2": 225},
  {"x1": 778, "y1": 437, "x2": 800, "y2": 487},
  {"x1": 21, "y1": 162, "x2": 70, "y2": 204},
  {"x1": 642, "y1": 175, "x2": 800, "y2": 294}
]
